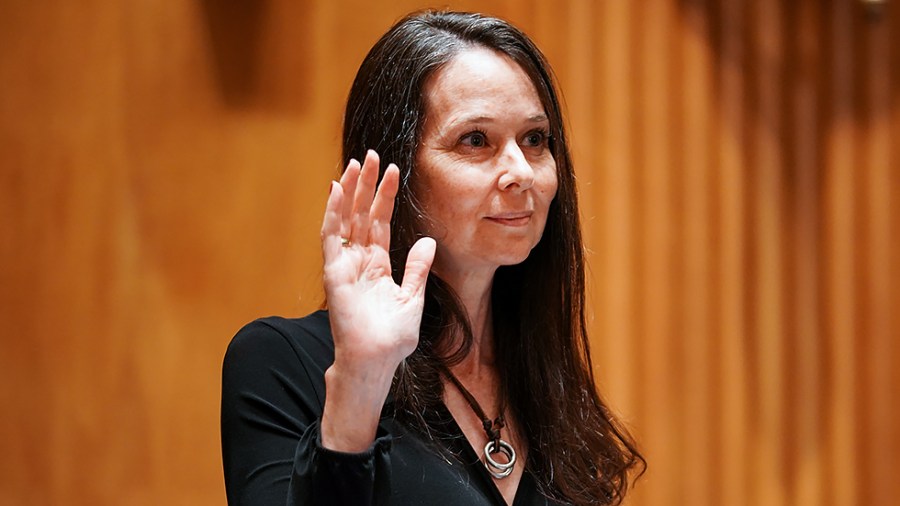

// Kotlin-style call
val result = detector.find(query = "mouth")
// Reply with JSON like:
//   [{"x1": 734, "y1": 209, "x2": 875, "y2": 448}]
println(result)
[{"x1": 485, "y1": 211, "x2": 533, "y2": 227}]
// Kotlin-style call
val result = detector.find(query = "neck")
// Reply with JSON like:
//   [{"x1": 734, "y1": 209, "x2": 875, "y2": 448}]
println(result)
[{"x1": 432, "y1": 262, "x2": 496, "y2": 375}]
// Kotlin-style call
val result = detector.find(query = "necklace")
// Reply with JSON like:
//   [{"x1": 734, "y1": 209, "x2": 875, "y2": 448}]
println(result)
[{"x1": 441, "y1": 367, "x2": 517, "y2": 479}]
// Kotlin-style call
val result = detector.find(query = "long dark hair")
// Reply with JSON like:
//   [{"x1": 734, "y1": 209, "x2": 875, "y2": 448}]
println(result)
[{"x1": 342, "y1": 10, "x2": 644, "y2": 505}]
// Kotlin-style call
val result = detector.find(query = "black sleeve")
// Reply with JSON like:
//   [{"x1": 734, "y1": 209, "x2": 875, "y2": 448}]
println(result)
[{"x1": 221, "y1": 317, "x2": 393, "y2": 505}]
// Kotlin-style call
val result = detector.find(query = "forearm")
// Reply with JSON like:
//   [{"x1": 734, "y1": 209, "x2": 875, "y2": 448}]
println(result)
[{"x1": 320, "y1": 359, "x2": 398, "y2": 452}]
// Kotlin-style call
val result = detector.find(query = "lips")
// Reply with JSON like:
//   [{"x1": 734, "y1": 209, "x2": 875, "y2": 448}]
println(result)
[{"x1": 485, "y1": 211, "x2": 533, "y2": 227}]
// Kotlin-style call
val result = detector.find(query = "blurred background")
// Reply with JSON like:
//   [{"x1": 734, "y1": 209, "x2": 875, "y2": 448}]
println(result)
[{"x1": 1, "y1": 0, "x2": 897, "y2": 505}]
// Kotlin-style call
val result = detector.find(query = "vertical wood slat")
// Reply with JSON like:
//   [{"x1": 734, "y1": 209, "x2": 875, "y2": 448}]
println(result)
[
  {"x1": 894, "y1": 9, "x2": 900, "y2": 501},
  {"x1": 634, "y1": 0, "x2": 677, "y2": 504},
  {"x1": 679, "y1": 2, "x2": 713, "y2": 506},
  {"x1": 788, "y1": 1, "x2": 824, "y2": 505},
  {"x1": 860, "y1": 4, "x2": 892, "y2": 504},
  {"x1": 824, "y1": 2, "x2": 858, "y2": 506},
  {"x1": 715, "y1": 0, "x2": 750, "y2": 504},
  {"x1": 750, "y1": 0, "x2": 787, "y2": 504},
  {"x1": 593, "y1": 0, "x2": 635, "y2": 414}
]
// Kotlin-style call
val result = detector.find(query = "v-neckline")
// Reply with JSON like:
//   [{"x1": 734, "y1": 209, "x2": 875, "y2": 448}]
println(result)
[{"x1": 432, "y1": 401, "x2": 531, "y2": 506}]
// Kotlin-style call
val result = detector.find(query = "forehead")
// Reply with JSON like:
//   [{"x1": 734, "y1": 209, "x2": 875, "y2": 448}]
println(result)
[{"x1": 422, "y1": 47, "x2": 544, "y2": 122}]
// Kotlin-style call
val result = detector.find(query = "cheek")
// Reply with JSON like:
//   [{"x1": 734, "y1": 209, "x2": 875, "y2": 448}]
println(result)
[
  {"x1": 537, "y1": 165, "x2": 559, "y2": 203},
  {"x1": 547, "y1": 175, "x2": 559, "y2": 199},
  {"x1": 436, "y1": 186, "x2": 481, "y2": 222},
  {"x1": 418, "y1": 176, "x2": 482, "y2": 231}
]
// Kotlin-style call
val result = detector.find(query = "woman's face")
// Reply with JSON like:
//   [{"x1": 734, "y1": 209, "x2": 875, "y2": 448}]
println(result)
[{"x1": 416, "y1": 47, "x2": 558, "y2": 277}]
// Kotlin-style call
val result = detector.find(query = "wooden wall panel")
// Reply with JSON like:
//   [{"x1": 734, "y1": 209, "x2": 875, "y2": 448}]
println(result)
[{"x1": 0, "y1": 1, "x2": 896, "y2": 504}]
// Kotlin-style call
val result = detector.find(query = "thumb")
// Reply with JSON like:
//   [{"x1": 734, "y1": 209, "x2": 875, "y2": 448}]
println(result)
[{"x1": 401, "y1": 237, "x2": 436, "y2": 297}]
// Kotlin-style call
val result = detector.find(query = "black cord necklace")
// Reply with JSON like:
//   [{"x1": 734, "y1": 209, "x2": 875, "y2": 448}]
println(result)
[{"x1": 441, "y1": 366, "x2": 517, "y2": 479}]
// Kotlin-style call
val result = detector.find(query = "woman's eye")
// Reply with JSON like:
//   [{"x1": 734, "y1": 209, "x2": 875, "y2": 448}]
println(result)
[
  {"x1": 461, "y1": 131, "x2": 488, "y2": 148},
  {"x1": 523, "y1": 130, "x2": 547, "y2": 147}
]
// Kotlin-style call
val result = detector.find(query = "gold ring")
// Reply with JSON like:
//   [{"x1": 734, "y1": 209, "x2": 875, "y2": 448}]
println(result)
[{"x1": 341, "y1": 237, "x2": 351, "y2": 247}]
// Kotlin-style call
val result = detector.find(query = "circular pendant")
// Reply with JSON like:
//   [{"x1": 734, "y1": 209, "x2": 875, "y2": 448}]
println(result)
[{"x1": 483, "y1": 439, "x2": 516, "y2": 479}]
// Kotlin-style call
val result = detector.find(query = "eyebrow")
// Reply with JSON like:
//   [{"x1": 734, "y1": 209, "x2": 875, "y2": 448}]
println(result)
[{"x1": 452, "y1": 113, "x2": 549, "y2": 125}]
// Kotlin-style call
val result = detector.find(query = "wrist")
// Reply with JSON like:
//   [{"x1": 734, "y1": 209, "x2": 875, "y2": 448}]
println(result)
[{"x1": 320, "y1": 362, "x2": 396, "y2": 452}]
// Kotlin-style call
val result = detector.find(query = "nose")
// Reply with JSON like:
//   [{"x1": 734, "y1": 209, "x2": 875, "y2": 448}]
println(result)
[{"x1": 497, "y1": 141, "x2": 535, "y2": 192}]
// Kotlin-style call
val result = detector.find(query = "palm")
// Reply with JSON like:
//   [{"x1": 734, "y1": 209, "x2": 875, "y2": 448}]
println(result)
[{"x1": 321, "y1": 151, "x2": 435, "y2": 366}]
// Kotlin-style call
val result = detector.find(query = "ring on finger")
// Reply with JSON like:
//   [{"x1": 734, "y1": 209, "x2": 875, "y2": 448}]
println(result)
[{"x1": 341, "y1": 237, "x2": 351, "y2": 247}]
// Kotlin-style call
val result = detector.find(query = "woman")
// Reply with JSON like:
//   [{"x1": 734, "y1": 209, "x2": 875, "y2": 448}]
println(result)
[{"x1": 222, "y1": 10, "x2": 643, "y2": 506}]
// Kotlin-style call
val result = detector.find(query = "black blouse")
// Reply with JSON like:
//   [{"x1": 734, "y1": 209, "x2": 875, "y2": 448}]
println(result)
[{"x1": 221, "y1": 310, "x2": 562, "y2": 505}]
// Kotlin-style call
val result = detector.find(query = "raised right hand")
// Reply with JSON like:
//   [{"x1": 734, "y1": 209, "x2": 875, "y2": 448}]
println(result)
[{"x1": 319, "y1": 150, "x2": 436, "y2": 451}]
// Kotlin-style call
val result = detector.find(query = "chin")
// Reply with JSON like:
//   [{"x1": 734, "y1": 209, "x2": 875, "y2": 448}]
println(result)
[
  {"x1": 501, "y1": 253, "x2": 532, "y2": 266},
  {"x1": 489, "y1": 246, "x2": 536, "y2": 267}
]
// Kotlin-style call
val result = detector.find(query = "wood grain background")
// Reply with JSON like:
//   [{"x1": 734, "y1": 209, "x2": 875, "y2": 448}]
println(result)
[{"x1": 1, "y1": 1, "x2": 897, "y2": 504}]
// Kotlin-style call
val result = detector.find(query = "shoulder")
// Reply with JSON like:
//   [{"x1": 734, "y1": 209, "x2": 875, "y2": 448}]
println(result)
[
  {"x1": 222, "y1": 310, "x2": 335, "y2": 393},
  {"x1": 226, "y1": 310, "x2": 333, "y2": 361}
]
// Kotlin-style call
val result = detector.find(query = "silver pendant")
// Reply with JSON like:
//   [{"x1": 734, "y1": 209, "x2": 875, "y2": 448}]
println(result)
[{"x1": 484, "y1": 439, "x2": 516, "y2": 479}]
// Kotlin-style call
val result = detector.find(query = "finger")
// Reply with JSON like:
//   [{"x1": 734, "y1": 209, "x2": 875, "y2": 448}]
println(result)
[
  {"x1": 321, "y1": 181, "x2": 345, "y2": 262},
  {"x1": 350, "y1": 150, "x2": 379, "y2": 244},
  {"x1": 401, "y1": 237, "x2": 436, "y2": 297},
  {"x1": 368, "y1": 163, "x2": 399, "y2": 250},
  {"x1": 339, "y1": 159, "x2": 360, "y2": 240}
]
